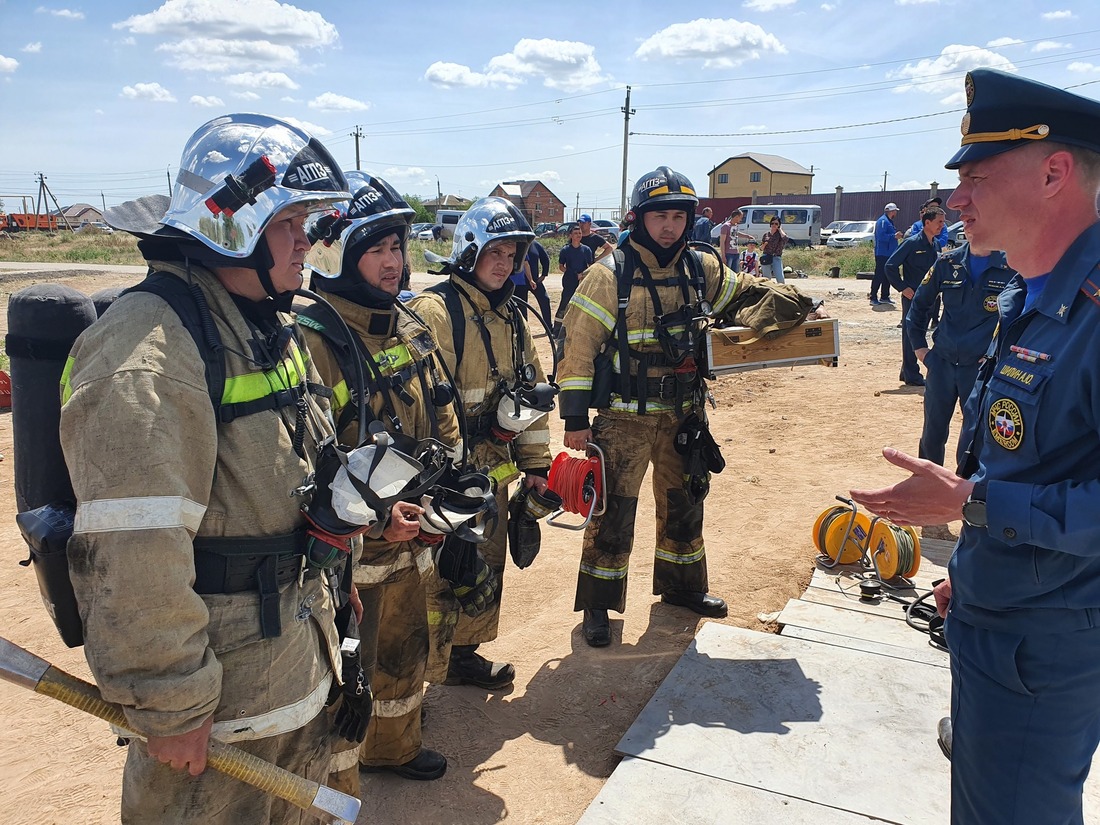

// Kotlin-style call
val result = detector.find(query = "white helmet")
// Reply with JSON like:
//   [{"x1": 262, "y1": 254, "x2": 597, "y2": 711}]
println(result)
[
  {"x1": 161, "y1": 113, "x2": 350, "y2": 259},
  {"x1": 442, "y1": 197, "x2": 534, "y2": 274}
]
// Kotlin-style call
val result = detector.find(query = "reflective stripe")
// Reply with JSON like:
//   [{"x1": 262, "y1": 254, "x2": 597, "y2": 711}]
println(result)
[
  {"x1": 656, "y1": 544, "x2": 706, "y2": 565},
  {"x1": 212, "y1": 672, "x2": 332, "y2": 743},
  {"x1": 414, "y1": 545, "x2": 433, "y2": 575},
  {"x1": 489, "y1": 462, "x2": 519, "y2": 485},
  {"x1": 74, "y1": 496, "x2": 206, "y2": 534},
  {"x1": 222, "y1": 345, "x2": 307, "y2": 405},
  {"x1": 517, "y1": 429, "x2": 550, "y2": 445},
  {"x1": 329, "y1": 745, "x2": 360, "y2": 773},
  {"x1": 570, "y1": 294, "x2": 615, "y2": 330},
  {"x1": 462, "y1": 387, "x2": 486, "y2": 404},
  {"x1": 580, "y1": 562, "x2": 628, "y2": 581},
  {"x1": 712, "y1": 270, "x2": 738, "y2": 314},
  {"x1": 60, "y1": 356, "x2": 75, "y2": 405},
  {"x1": 609, "y1": 397, "x2": 675, "y2": 413},
  {"x1": 373, "y1": 691, "x2": 422, "y2": 718},
  {"x1": 331, "y1": 378, "x2": 350, "y2": 415},
  {"x1": 373, "y1": 343, "x2": 414, "y2": 375},
  {"x1": 559, "y1": 377, "x2": 593, "y2": 392},
  {"x1": 427, "y1": 609, "x2": 459, "y2": 628}
]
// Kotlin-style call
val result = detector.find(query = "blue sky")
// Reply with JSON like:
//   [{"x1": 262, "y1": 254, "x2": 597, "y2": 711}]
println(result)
[{"x1": 1, "y1": 0, "x2": 1098, "y2": 220}]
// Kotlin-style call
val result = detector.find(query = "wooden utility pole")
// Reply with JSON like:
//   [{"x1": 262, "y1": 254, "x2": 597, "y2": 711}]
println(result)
[
  {"x1": 620, "y1": 86, "x2": 634, "y2": 218},
  {"x1": 351, "y1": 126, "x2": 364, "y2": 171}
]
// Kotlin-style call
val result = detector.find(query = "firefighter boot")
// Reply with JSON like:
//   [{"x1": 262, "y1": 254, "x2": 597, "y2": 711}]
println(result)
[
  {"x1": 445, "y1": 644, "x2": 515, "y2": 690},
  {"x1": 937, "y1": 717, "x2": 952, "y2": 761},
  {"x1": 661, "y1": 590, "x2": 728, "y2": 618},
  {"x1": 582, "y1": 609, "x2": 611, "y2": 647},
  {"x1": 362, "y1": 748, "x2": 447, "y2": 781}
]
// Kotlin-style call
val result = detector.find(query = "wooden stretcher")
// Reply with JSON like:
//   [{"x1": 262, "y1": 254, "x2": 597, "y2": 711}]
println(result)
[{"x1": 706, "y1": 317, "x2": 839, "y2": 375}]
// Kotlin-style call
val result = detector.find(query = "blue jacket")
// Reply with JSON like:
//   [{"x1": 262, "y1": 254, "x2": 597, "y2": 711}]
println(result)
[
  {"x1": 950, "y1": 222, "x2": 1100, "y2": 633},
  {"x1": 907, "y1": 218, "x2": 949, "y2": 248},
  {"x1": 885, "y1": 230, "x2": 940, "y2": 292},
  {"x1": 905, "y1": 245, "x2": 1014, "y2": 364},
  {"x1": 874, "y1": 213, "x2": 899, "y2": 257}
]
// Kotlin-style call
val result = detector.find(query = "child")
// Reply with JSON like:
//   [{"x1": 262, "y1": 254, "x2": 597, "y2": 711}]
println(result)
[{"x1": 740, "y1": 240, "x2": 760, "y2": 276}]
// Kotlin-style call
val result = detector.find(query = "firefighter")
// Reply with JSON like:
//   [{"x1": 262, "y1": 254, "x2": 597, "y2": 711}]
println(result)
[
  {"x1": 59, "y1": 114, "x2": 355, "y2": 822},
  {"x1": 298, "y1": 172, "x2": 462, "y2": 783},
  {"x1": 410, "y1": 197, "x2": 554, "y2": 689},
  {"x1": 558, "y1": 166, "x2": 738, "y2": 647}
]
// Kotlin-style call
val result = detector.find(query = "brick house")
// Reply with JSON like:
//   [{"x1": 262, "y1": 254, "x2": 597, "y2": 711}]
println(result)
[{"x1": 488, "y1": 180, "x2": 565, "y2": 227}]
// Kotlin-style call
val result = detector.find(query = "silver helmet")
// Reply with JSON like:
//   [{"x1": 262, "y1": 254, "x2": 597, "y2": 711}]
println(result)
[
  {"x1": 161, "y1": 113, "x2": 350, "y2": 259},
  {"x1": 305, "y1": 171, "x2": 415, "y2": 279},
  {"x1": 443, "y1": 197, "x2": 534, "y2": 274}
]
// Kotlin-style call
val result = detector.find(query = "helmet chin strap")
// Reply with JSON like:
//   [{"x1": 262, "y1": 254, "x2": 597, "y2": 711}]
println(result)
[
  {"x1": 253, "y1": 236, "x2": 296, "y2": 312},
  {"x1": 631, "y1": 210, "x2": 689, "y2": 268}
]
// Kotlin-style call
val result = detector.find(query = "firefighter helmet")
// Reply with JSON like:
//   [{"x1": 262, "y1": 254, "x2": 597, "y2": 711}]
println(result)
[
  {"x1": 161, "y1": 113, "x2": 350, "y2": 259},
  {"x1": 630, "y1": 166, "x2": 699, "y2": 216},
  {"x1": 446, "y1": 197, "x2": 534, "y2": 274}
]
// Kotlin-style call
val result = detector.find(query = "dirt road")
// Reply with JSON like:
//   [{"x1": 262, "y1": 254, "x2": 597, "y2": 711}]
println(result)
[{"x1": 0, "y1": 266, "x2": 955, "y2": 824}]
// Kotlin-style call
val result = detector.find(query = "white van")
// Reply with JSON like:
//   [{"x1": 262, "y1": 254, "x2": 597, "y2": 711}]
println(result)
[
  {"x1": 435, "y1": 209, "x2": 465, "y2": 241},
  {"x1": 737, "y1": 204, "x2": 822, "y2": 247}
]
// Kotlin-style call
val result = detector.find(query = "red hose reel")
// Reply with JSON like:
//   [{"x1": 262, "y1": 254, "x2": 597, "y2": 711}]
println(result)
[{"x1": 546, "y1": 443, "x2": 607, "y2": 530}]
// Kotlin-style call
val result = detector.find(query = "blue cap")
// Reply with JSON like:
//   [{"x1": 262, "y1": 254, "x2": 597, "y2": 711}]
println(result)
[
  {"x1": 946, "y1": 68, "x2": 1100, "y2": 169},
  {"x1": 579, "y1": 214, "x2": 592, "y2": 222}
]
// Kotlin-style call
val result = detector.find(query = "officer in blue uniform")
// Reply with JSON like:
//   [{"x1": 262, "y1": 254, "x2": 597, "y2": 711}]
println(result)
[
  {"x1": 885, "y1": 206, "x2": 946, "y2": 386},
  {"x1": 906, "y1": 244, "x2": 1014, "y2": 466},
  {"x1": 850, "y1": 67, "x2": 1100, "y2": 825}
]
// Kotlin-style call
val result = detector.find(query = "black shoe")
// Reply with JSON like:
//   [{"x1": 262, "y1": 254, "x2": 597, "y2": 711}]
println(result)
[
  {"x1": 937, "y1": 717, "x2": 952, "y2": 761},
  {"x1": 904, "y1": 377, "x2": 926, "y2": 387},
  {"x1": 445, "y1": 645, "x2": 515, "y2": 690},
  {"x1": 362, "y1": 748, "x2": 447, "y2": 781},
  {"x1": 582, "y1": 609, "x2": 611, "y2": 647},
  {"x1": 661, "y1": 590, "x2": 728, "y2": 618}
]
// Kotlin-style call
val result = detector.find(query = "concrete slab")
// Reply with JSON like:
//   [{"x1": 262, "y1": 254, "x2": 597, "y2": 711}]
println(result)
[
  {"x1": 577, "y1": 756, "x2": 886, "y2": 825},
  {"x1": 778, "y1": 598, "x2": 944, "y2": 653},
  {"x1": 615, "y1": 622, "x2": 950, "y2": 825},
  {"x1": 781, "y1": 625, "x2": 948, "y2": 670}
]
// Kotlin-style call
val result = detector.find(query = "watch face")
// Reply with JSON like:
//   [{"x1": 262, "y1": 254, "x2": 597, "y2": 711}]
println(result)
[{"x1": 963, "y1": 498, "x2": 987, "y2": 528}]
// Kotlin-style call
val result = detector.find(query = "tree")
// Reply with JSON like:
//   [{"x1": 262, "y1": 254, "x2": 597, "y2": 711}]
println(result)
[{"x1": 403, "y1": 193, "x2": 434, "y2": 225}]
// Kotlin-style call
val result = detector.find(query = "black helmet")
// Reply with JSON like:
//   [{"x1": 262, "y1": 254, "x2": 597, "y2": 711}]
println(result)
[{"x1": 630, "y1": 166, "x2": 699, "y2": 216}]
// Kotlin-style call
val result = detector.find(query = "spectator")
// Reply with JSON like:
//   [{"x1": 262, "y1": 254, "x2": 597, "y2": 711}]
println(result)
[
  {"x1": 577, "y1": 214, "x2": 612, "y2": 259},
  {"x1": 692, "y1": 206, "x2": 715, "y2": 242},
  {"x1": 523, "y1": 238, "x2": 553, "y2": 328},
  {"x1": 872, "y1": 203, "x2": 902, "y2": 306},
  {"x1": 740, "y1": 239, "x2": 760, "y2": 276},
  {"x1": 886, "y1": 206, "x2": 946, "y2": 386},
  {"x1": 760, "y1": 217, "x2": 789, "y2": 283},
  {"x1": 554, "y1": 224, "x2": 594, "y2": 335},
  {"x1": 718, "y1": 209, "x2": 753, "y2": 272}
]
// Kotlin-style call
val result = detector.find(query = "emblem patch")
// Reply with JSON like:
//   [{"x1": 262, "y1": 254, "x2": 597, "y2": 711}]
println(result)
[
  {"x1": 965, "y1": 72, "x2": 975, "y2": 107},
  {"x1": 989, "y1": 398, "x2": 1023, "y2": 450},
  {"x1": 984, "y1": 294, "x2": 999, "y2": 312},
  {"x1": 961, "y1": 112, "x2": 971, "y2": 137}
]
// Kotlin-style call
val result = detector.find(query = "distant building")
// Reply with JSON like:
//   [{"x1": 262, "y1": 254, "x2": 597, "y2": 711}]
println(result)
[
  {"x1": 488, "y1": 180, "x2": 565, "y2": 227},
  {"x1": 707, "y1": 153, "x2": 814, "y2": 199},
  {"x1": 54, "y1": 202, "x2": 103, "y2": 227},
  {"x1": 422, "y1": 194, "x2": 473, "y2": 216}
]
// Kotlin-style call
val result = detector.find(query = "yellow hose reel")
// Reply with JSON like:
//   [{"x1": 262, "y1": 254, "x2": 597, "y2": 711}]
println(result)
[{"x1": 812, "y1": 498, "x2": 921, "y2": 580}]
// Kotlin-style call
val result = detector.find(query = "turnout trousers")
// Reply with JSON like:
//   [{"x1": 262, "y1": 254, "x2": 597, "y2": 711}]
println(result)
[
  {"x1": 918, "y1": 350, "x2": 979, "y2": 468},
  {"x1": 425, "y1": 438, "x2": 515, "y2": 683},
  {"x1": 946, "y1": 613, "x2": 1100, "y2": 825},
  {"x1": 573, "y1": 409, "x2": 707, "y2": 613}
]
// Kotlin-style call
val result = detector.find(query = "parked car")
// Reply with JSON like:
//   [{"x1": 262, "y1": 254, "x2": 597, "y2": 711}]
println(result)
[
  {"x1": 410, "y1": 221, "x2": 432, "y2": 236},
  {"x1": 590, "y1": 219, "x2": 619, "y2": 241},
  {"x1": 946, "y1": 220, "x2": 966, "y2": 249},
  {"x1": 826, "y1": 221, "x2": 876, "y2": 249},
  {"x1": 533, "y1": 222, "x2": 559, "y2": 237},
  {"x1": 819, "y1": 220, "x2": 850, "y2": 243},
  {"x1": 418, "y1": 226, "x2": 439, "y2": 242}
]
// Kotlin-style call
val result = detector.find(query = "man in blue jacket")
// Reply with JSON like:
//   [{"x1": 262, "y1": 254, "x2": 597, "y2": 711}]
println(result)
[
  {"x1": 906, "y1": 243, "x2": 1014, "y2": 467},
  {"x1": 871, "y1": 203, "x2": 901, "y2": 305},
  {"x1": 886, "y1": 206, "x2": 945, "y2": 385},
  {"x1": 851, "y1": 68, "x2": 1100, "y2": 825}
]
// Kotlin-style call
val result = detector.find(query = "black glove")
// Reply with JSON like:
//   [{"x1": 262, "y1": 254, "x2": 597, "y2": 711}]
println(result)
[
  {"x1": 332, "y1": 644, "x2": 372, "y2": 744},
  {"x1": 451, "y1": 554, "x2": 501, "y2": 617},
  {"x1": 507, "y1": 485, "x2": 561, "y2": 570}
]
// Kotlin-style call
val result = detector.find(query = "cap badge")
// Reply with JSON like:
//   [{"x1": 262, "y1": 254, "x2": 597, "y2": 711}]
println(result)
[
  {"x1": 965, "y1": 72, "x2": 975, "y2": 107},
  {"x1": 961, "y1": 112, "x2": 971, "y2": 137}
]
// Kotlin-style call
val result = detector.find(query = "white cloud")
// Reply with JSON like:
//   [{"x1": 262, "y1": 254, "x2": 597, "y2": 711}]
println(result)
[
  {"x1": 821, "y1": 3, "x2": 835, "y2": 9},
  {"x1": 1041, "y1": 9, "x2": 1074, "y2": 20},
  {"x1": 381, "y1": 167, "x2": 432, "y2": 186},
  {"x1": 190, "y1": 94, "x2": 224, "y2": 107},
  {"x1": 37, "y1": 7, "x2": 85, "y2": 19},
  {"x1": 741, "y1": 124, "x2": 768, "y2": 131},
  {"x1": 890, "y1": 44, "x2": 1016, "y2": 104},
  {"x1": 158, "y1": 38, "x2": 300, "y2": 73},
  {"x1": 987, "y1": 37, "x2": 1023, "y2": 47},
  {"x1": 562, "y1": 144, "x2": 575, "y2": 151},
  {"x1": 119, "y1": 36, "x2": 136, "y2": 46},
  {"x1": 22, "y1": 42, "x2": 43, "y2": 53},
  {"x1": 896, "y1": 0, "x2": 938, "y2": 5},
  {"x1": 223, "y1": 70, "x2": 299, "y2": 90},
  {"x1": 427, "y1": 38, "x2": 609, "y2": 92},
  {"x1": 280, "y1": 96, "x2": 300, "y2": 103},
  {"x1": 121, "y1": 82, "x2": 176, "y2": 102},
  {"x1": 281, "y1": 116, "x2": 331, "y2": 137},
  {"x1": 1033, "y1": 40, "x2": 1070, "y2": 52},
  {"x1": 742, "y1": 0, "x2": 796, "y2": 10},
  {"x1": 0, "y1": 54, "x2": 18, "y2": 73},
  {"x1": 895, "y1": 180, "x2": 932, "y2": 190},
  {"x1": 635, "y1": 18, "x2": 785, "y2": 69},
  {"x1": 232, "y1": 90, "x2": 260, "y2": 100},
  {"x1": 114, "y1": 0, "x2": 337, "y2": 45},
  {"x1": 1068, "y1": 62, "x2": 1100, "y2": 73},
  {"x1": 307, "y1": 92, "x2": 369, "y2": 112},
  {"x1": 509, "y1": 170, "x2": 562, "y2": 183}
]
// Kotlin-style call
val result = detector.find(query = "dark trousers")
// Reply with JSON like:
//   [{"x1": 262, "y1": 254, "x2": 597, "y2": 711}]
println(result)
[
  {"x1": 555, "y1": 273, "x2": 580, "y2": 322},
  {"x1": 871, "y1": 256, "x2": 892, "y2": 301},
  {"x1": 530, "y1": 281, "x2": 552, "y2": 328},
  {"x1": 918, "y1": 350, "x2": 979, "y2": 467},
  {"x1": 900, "y1": 295, "x2": 922, "y2": 383}
]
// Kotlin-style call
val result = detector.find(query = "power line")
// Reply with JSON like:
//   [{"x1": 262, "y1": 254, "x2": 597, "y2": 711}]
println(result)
[{"x1": 633, "y1": 109, "x2": 959, "y2": 138}]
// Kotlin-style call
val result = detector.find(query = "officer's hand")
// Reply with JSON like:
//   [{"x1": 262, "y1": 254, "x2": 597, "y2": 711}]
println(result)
[
  {"x1": 915, "y1": 347, "x2": 929, "y2": 364},
  {"x1": 146, "y1": 714, "x2": 213, "y2": 776},
  {"x1": 850, "y1": 448, "x2": 974, "y2": 526},
  {"x1": 808, "y1": 308, "x2": 830, "y2": 320},
  {"x1": 382, "y1": 501, "x2": 424, "y2": 543},
  {"x1": 523, "y1": 473, "x2": 549, "y2": 495},
  {"x1": 902, "y1": 288, "x2": 915, "y2": 300},
  {"x1": 933, "y1": 577, "x2": 952, "y2": 619},
  {"x1": 348, "y1": 582, "x2": 364, "y2": 625},
  {"x1": 563, "y1": 429, "x2": 592, "y2": 452}
]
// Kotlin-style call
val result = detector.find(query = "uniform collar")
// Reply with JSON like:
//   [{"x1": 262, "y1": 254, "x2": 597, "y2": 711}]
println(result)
[
  {"x1": 322, "y1": 290, "x2": 398, "y2": 339},
  {"x1": 627, "y1": 237, "x2": 683, "y2": 272},
  {"x1": 1027, "y1": 221, "x2": 1100, "y2": 325}
]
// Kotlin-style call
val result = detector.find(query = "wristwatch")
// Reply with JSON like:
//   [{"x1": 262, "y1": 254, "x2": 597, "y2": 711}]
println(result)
[{"x1": 962, "y1": 482, "x2": 988, "y2": 528}]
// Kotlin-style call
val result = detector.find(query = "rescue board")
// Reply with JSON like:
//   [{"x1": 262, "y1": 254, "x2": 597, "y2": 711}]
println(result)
[{"x1": 707, "y1": 317, "x2": 839, "y2": 375}]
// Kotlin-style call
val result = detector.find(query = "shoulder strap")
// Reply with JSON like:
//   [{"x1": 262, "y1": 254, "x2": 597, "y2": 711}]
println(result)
[
  {"x1": 426, "y1": 281, "x2": 466, "y2": 359},
  {"x1": 612, "y1": 247, "x2": 634, "y2": 404},
  {"x1": 123, "y1": 272, "x2": 225, "y2": 412}
]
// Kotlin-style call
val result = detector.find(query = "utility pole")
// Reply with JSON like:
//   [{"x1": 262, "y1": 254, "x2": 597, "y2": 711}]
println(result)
[
  {"x1": 167, "y1": 166, "x2": 173, "y2": 197},
  {"x1": 575, "y1": 193, "x2": 580, "y2": 221},
  {"x1": 351, "y1": 126, "x2": 364, "y2": 171},
  {"x1": 101, "y1": 191, "x2": 106, "y2": 212},
  {"x1": 620, "y1": 85, "x2": 634, "y2": 218},
  {"x1": 437, "y1": 176, "x2": 442, "y2": 202},
  {"x1": 36, "y1": 172, "x2": 74, "y2": 232},
  {"x1": 882, "y1": 171, "x2": 888, "y2": 192}
]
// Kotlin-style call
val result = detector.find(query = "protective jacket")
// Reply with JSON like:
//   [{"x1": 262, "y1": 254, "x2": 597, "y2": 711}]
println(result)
[
  {"x1": 60, "y1": 260, "x2": 339, "y2": 743},
  {"x1": 299, "y1": 292, "x2": 461, "y2": 587},
  {"x1": 907, "y1": 246, "x2": 1014, "y2": 365},
  {"x1": 557, "y1": 239, "x2": 739, "y2": 420},
  {"x1": 951, "y1": 223, "x2": 1100, "y2": 634}
]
